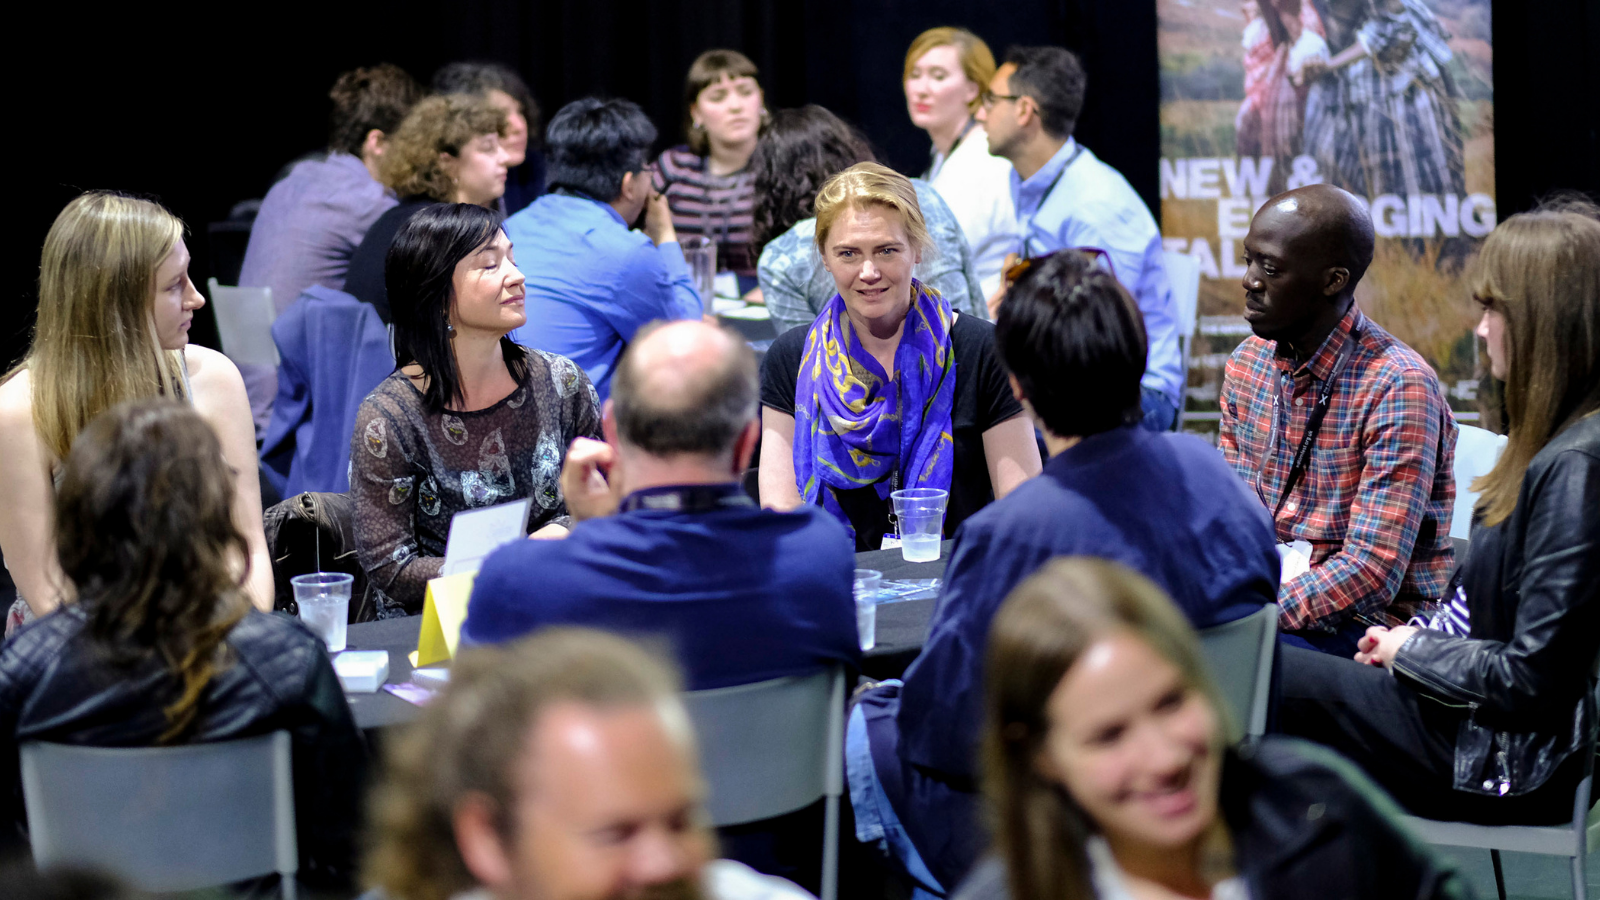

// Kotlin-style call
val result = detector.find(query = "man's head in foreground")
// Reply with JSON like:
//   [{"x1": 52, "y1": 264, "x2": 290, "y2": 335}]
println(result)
[{"x1": 365, "y1": 628, "x2": 713, "y2": 900}]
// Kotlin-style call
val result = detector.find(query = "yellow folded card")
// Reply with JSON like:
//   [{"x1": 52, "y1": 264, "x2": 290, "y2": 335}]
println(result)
[{"x1": 414, "y1": 571, "x2": 476, "y2": 668}]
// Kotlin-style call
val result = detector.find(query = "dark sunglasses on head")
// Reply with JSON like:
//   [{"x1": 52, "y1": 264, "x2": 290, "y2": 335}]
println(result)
[{"x1": 1003, "y1": 247, "x2": 1116, "y2": 286}]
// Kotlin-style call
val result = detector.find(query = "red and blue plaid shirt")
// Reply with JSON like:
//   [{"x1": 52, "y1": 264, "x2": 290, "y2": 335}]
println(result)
[{"x1": 1220, "y1": 306, "x2": 1456, "y2": 632}]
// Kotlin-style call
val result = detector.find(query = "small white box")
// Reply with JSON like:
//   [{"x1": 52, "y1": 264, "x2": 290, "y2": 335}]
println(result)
[{"x1": 334, "y1": 650, "x2": 391, "y2": 693}]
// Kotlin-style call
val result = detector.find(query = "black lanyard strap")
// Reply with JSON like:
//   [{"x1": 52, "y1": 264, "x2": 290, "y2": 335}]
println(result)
[
  {"x1": 620, "y1": 483, "x2": 754, "y2": 514},
  {"x1": 1270, "y1": 327, "x2": 1362, "y2": 521},
  {"x1": 1022, "y1": 143, "x2": 1086, "y2": 260}
]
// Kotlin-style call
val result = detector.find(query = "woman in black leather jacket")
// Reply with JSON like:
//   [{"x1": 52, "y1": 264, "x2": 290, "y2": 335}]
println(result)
[
  {"x1": 0, "y1": 399, "x2": 367, "y2": 887},
  {"x1": 974, "y1": 558, "x2": 1468, "y2": 900},
  {"x1": 1283, "y1": 202, "x2": 1600, "y2": 825}
]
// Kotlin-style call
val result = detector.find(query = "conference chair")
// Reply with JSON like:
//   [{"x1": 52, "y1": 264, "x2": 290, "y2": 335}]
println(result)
[
  {"x1": 21, "y1": 731, "x2": 298, "y2": 899},
  {"x1": 1452, "y1": 423, "x2": 1508, "y2": 540},
  {"x1": 207, "y1": 279, "x2": 280, "y2": 369},
  {"x1": 1197, "y1": 604, "x2": 1277, "y2": 738},
  {"x1": 1162, "y1": 250, "x2": 1202, "y2": 430},
  {"x1": 1400, "y1": 660, "x2": 1600, "y2": 900},
  {"x1": 684, "y1": 666, "x2": 846, "y2": 900}
]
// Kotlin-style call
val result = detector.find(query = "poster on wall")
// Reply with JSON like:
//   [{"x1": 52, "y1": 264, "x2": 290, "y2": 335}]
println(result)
[{"x1": 1158, "y1": 0, "x2": 1495, "y2": 426}]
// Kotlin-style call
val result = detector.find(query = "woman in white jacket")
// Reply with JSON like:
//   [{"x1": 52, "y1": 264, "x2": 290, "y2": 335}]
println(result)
[{"x1": 903, "y1": 27, "x2": 1021, "y2": 299}]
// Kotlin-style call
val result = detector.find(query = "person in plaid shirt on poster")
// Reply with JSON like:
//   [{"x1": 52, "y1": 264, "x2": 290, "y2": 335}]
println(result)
[{"x1": 1220, "y1": 183, "x2": 1455, "y2": 656}]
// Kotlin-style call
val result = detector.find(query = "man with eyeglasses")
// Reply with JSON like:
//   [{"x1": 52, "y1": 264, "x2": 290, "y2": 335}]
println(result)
[
  {"x1": 979, "y1": 46, "x2": 1186, "y2": 432},
  {"x1": 504, "y1": 98, "x2": 704, "y2": 400}
]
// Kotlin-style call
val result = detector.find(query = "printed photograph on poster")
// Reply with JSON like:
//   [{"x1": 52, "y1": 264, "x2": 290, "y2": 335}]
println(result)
[{"x1": 1158, "y1": 0, "x2": 1494, "y2": 425}]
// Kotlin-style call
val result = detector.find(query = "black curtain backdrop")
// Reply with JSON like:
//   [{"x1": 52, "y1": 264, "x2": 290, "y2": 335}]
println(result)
[{"x1": 9, "y1": 0, "x2": 1598, "y2": 369}]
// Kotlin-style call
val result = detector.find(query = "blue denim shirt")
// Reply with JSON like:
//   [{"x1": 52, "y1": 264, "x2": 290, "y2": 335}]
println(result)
[
  {"x1": 1013, "y1": 139, "x2": 1185, "y2": 406},
  {"x1": 505, "y1": 193, "x2": 703, "y2": 400}
]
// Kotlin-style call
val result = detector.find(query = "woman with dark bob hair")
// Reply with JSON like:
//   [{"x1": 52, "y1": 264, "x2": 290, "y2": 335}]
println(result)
[
  {"x1": 0, "y1": 399, "x2": 365, "y2": 886},
  {"x1": 1281, "y1": 200, "x2": 1600, "y2": 827},
  {"x1": 350, "y1": 203, "x2": 601, "y2": 615},
  {"x1": 967, "y1": 557, "x2": 1466, "y2": 900}
]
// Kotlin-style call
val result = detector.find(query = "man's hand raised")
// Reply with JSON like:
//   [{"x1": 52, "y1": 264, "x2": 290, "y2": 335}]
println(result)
[{"x1": 559, "y1": 437, "x2": 624, "y2": 523}]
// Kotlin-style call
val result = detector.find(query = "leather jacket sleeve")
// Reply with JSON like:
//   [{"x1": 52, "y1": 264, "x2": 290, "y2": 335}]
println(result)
[
  {"x1": 1392, "y1": 440, "x2": 1600, "y2": 730},
  {"x1": 281, "y1": 649, "x2": 370, "y2": 888}
]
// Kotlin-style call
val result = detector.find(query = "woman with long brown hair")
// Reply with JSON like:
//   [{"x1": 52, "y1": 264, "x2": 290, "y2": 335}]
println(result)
[
  {"x1": 0, "y1": 399, "x2": 366, "y2": 885},
  {"x1": 1281, "y1": 201, "x2": 1600, "y2": 827},
  {"x1": 0, "y1": 191, "x2": 274, "y2": 630},
  {"x1": 976, "y1": 558, "x2": 1464, "y2": 900}
]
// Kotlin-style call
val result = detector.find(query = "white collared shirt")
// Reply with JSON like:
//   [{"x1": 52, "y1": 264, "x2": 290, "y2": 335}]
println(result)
[{"x1": 926, "y1": 123, "x2": 1020, "y2": 299}]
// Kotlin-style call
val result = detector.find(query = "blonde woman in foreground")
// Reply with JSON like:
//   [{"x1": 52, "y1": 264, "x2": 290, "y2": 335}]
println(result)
[
  {"x1": 969, "y1": 558, "x2": 1469, "y2": 900},
  {"x1": 0, "y1": 192, "x2": 274, "y2": 630}
]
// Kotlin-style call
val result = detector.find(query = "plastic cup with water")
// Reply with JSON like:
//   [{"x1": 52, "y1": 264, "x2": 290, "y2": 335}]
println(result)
[
  {"x1": 679, "y1": 235, "x2": 717, "y2": 314},
  {"x1": 854, "y1": 568, "x2": 882, "y2": 652},
  {"x1": 292, "y1": 572, "x2": 352, "y2": 652},
  {"x1": 890, "y1": 488, "x2": 950, "y2": 562}
]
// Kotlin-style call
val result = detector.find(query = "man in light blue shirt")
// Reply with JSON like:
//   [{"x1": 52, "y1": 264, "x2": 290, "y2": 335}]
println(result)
[
  {"x1": 505, "y1": 98, "x2": 703, "y2": 400},
  {"x1": 980, "y1": 46, "x2": 1185, "y2": 430}
]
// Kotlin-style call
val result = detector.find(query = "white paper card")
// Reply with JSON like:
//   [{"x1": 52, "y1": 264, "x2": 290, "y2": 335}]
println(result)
[
  {"x1": 714, "y1": 271, "x2": 740, "y2": 299},
  {"x1": 442, "y1": 498, "x2": 533, "y2": 576},
  {"x1": 1276, "y1": 540, "x2": 1313, "y2": 584},
  {"x1": 334, "y1": 650, "x2": 390, "y2": 693}
]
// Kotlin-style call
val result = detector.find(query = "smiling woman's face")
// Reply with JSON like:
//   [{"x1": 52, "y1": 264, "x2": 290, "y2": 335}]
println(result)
[
  {"x1": 150, "y1": 239, "x2": 205, "y2": 350},
  {"x1": 821, "y1": 203, "x2": 922, "y2": 332},
  {"x1": 1038, "y1": 632, "x2": 1222, "y2": 853},
  {"x1": 449, "y1": 229, "x2": 526, "y2": 339}
]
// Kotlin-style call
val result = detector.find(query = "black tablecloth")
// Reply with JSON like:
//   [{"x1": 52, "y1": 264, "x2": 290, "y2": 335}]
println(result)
[{"x1": 343, "y1": 541, "x2": 949, "y2": 730}]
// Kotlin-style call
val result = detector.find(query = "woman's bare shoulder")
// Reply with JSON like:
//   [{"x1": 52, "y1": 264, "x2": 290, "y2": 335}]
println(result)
[
  {"x1": 182, "y1": 344, "x2": 245, "y2": 391},
  {"x1": 0, "y1": 368, "x2": 35, "y2": 424}
]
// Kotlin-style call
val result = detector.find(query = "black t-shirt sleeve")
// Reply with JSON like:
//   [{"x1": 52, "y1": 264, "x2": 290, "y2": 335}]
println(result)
[
  {"x1": 952, "y1": 315, "x2": 1025, "y2": 432},
  {"x1": 759, "y1": 324, "x2": 810, "y2": 417}
]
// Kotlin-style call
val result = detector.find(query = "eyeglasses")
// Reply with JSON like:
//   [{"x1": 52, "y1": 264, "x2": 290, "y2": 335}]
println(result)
[
  {"x1": 980, "y1": 91, "x2": 1022, "y2": 109},
  {"x1": 1003, "y1": 247, "x2": 1117, "y2": 286}
]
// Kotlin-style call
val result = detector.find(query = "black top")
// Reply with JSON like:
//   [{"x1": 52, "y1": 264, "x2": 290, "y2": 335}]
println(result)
[
  {"x1": 951, "y1": 737, "x2": 1471, "y2": 900},
  {"x1": 761, "y1": 313, "x2": 1028, "y2": 551},
  {"x1": 343, "y1": 196, "x2": 438, "y2": 324},
  {"x1": 1396, "y1": 411, "x2": 1600, "y2": 796},
  {"x1": 0, "y1": 606, "x2": 366, "y2": 887}
]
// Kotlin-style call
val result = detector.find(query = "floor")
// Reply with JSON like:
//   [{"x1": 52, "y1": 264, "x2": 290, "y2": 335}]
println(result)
[{"x1": 1439, "y1": 845, "x2": 1598, "y2": 899}]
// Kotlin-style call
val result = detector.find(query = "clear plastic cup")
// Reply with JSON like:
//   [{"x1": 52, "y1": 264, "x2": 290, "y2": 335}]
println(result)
[
  {"x1": 680, "y1": 235, "x2": 717, "y2": 314},
  {"x1": 890, "y1": 488, "x2": 950, "y2": 562},
  {"x1": 854, "y1": 568, "x2": 882, "y2": 652},
  {"x1": 292, "y1": 572, "x2": 353, "y2": 652}
]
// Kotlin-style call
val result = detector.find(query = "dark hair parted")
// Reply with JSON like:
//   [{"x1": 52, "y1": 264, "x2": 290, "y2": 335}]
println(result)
[
  {"x1": 983, "y1": 558, "x2": 1229, "y2": 900},
  {"x1": 544, "y1": 97, "x2": 657, "y2": 201},
  {"x1": 1003, "y1": 46, "x2": 1087, "y2": 139},
  {"x1": 363, "y1": 628, "x2": 689, "y2": 900},
  {"x1": 54, "y1": 399, "x2": 251, "y2": 744},
  {"x1": 750, "y1": 105, "x2": 876, "y2": 251},
  {"x1": 683, "y1": 49, "x2": 762, "y2": 154},
  {"x1": 328, "y1": 64, "x2": 425, "y2": 156},
  {"x1": 387, "y1": 204, "x2": 529, "y2": 412},
  {"x1": 433, "y1": 61, "x2": 542, "y2": 146},
  {"x1": 611, "y1": 323, "x2": 759, "y2": 457},
  {"x1": 995, "y1": 251, "x2": 1147, "y2": 437}
]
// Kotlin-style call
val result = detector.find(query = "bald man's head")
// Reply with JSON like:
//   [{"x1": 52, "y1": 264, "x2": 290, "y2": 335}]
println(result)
[
  {"x1": 1241, "y1": 184, "x2": 1375, "y2": 345},
  {"x1": 610, "y1": 321, "x2": 759, "y2": 459}
]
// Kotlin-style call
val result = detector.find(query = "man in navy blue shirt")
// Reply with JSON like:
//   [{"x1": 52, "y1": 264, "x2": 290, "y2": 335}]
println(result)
[
  {"x1": 464, "y1": 320, "x2": 859, "y2": 690},
  {"x1": 849, "y1": 251, "x2": 1280, "y2": 894}
]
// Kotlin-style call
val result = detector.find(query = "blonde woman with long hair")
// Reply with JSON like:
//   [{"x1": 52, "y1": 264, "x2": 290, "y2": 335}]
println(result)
[
  {"x1": 0, "y1": 192, "x2": 274, "y2": 627},
  {"x1": 1282, "y1": 200, "x2": 1600, "y2": 826}
]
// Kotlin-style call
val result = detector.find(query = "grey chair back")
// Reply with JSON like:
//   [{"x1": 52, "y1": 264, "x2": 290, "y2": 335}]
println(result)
[
  {"x1": 1197, "y1": 604, "x2": 1277, "y2": 738},
  {"x1": 21, "y1": 731, "x2": 297, "y2": 898},
  {"x1": 684, "y1": 666, "x2": 845, "y2": 900}
]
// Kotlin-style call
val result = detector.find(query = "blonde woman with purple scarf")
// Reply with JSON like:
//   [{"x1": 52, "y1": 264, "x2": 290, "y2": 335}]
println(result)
[{"x1": 758, "y1": 162, "x2": 1040, "y2": 551}]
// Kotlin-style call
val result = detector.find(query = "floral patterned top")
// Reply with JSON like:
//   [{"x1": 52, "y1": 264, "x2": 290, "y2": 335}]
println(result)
[{"x1": 349, "y1": 348, "x2": 602, "y2": 615}]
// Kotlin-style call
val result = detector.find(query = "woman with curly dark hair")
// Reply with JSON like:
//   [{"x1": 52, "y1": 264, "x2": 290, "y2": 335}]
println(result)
[
  {"x1": 0, "y1": 399, "x2": 366, "y2": 887},
  {"x1": 751, "y1": 105, "x2": 984, "y2": 334},
  {"x1": 344, "y1": 94, "x2": 509, "y2": 321}
]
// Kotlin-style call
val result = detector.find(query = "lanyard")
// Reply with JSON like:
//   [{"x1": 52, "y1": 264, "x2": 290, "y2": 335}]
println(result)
[
  {"x1": 928, "y1": 117, "x2": 980, "y2": 180},
  {"x1": 1021, "y1": 142, "x2": 1086, "y2": 259},
  {"x1": 1265, "y1": 326, "x2": 1362, "y2": 521},
  {"x1": 619, "y1": 483, "x2": 754, "y2": 515}
]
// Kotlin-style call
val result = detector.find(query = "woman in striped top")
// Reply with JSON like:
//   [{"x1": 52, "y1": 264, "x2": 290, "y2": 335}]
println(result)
[{"x1": 652, "y1": 49, "x2": 767, "y2": 283}]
